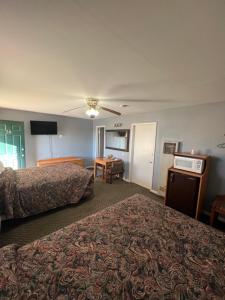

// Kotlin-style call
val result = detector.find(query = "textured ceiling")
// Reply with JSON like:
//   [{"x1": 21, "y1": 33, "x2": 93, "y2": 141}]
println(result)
[{"x1": 0, "y1": 0, "x2": 225, "y2": 119}]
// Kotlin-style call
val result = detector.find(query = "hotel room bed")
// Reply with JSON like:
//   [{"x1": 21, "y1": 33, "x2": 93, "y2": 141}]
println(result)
[
  {"x1": 0, "y1": 163, "x2": 93, "y2": 221},
  {"x1": 0, "y1": 193, "x2": 225, "y2": 299}
]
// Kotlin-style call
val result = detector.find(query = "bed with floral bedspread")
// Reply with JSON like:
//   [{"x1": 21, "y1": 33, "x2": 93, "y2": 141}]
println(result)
[
  {"x1": 0, "y1": 163, "x2": 93, "y2": 220},
  {"x1": 0, "y1": 193, "x2": 225, "y2": 299}
]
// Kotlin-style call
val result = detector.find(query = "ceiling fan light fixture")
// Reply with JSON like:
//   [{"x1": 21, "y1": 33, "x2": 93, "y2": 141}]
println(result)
[{"x1": 86, "y1": 108, "x2": 99, "y2": 118}]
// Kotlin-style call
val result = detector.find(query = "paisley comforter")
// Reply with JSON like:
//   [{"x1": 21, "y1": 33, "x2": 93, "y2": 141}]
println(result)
[
  {"x1": 0, "y1": 163, "x2": 93, "y2": 219},
  {"x1": 0, "y1": 193, "x2": 225, "y2": 299}
]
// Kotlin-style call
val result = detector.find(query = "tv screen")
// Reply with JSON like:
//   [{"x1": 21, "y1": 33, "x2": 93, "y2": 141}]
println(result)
[{"x1": 30, "y1": 121, "x2": 57, "y2": 135}]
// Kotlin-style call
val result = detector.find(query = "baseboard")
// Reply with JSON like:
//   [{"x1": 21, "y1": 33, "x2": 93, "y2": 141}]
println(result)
[
  {"x1": 123, "y1": 177, "x2": 130, "y2": 183},
  {"x1": 150, "y1": 189, "x2": 160, "y2": 195},
  {"x1": 122, "y1": 180, "x2": 161, "y2": 197}
]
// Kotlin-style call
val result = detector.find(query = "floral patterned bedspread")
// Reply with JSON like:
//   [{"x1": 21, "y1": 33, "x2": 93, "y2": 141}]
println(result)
[
  {"x1": 0, "y1": 163, "x2": 93, "y2": 219},
  {"x1": 0, "y1": 193, "x2": 225, "y2": 299}
]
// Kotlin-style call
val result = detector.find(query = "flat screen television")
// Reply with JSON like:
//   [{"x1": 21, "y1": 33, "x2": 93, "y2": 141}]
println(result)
[{"x1": 30, "y1": 121, "x2": 57, "y2": 135}]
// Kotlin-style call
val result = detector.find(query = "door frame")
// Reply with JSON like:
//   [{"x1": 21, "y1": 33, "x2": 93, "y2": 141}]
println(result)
[
  {"x1": 129, "y1": 122, "x2": 157, "y2": 189},
  {"x1": 95, "y1": 125, "x2": 106, "y2": 158}
]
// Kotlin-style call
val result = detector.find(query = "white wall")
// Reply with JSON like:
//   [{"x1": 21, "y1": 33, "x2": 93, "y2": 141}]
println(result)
[
  {"x1": 0, "y1": 108, "x2": 93, "y2": 167},
  {"x1": 93, "y1": 102, "x2": 225, "y2": 211}
]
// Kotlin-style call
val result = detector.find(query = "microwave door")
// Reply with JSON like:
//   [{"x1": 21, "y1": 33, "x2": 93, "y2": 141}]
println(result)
[{"x1": 174, "y1": 157, "x2": 193, "y2": 171}]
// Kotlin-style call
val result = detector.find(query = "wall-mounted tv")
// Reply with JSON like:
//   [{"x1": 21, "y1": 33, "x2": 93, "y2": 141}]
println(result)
[{"x1": 30, "y1": 121, "x2": 57, "y2": 135}]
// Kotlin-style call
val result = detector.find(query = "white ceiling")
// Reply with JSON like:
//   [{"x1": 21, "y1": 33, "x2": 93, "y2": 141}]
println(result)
[{"x1": 0, "y1": 0, "x2": 225, "y2": 119}]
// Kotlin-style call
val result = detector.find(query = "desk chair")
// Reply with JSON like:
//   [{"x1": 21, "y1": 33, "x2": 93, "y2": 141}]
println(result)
[
  {"x1": 106, "y1": 161, "x2": 124, "y2": 184},
  {"x1": 210, "y1": 195, "x2": 225, "y2": 226}
]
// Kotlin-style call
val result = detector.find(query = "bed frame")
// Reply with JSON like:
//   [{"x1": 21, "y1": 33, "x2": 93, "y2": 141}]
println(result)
[{"x1": 36, "y1": 156, "x2": 84, "y2": 167}]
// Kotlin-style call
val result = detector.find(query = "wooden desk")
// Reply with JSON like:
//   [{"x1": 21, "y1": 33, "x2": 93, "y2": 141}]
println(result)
[
  {"x1": 94, "y1": 157, "x2": 119, "y2": 182},
  {"x1": 37, "y1": 156, "x2": 84, "y2": 168}
]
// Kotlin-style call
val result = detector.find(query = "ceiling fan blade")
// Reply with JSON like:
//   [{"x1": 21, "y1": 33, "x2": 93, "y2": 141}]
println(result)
[
  {"x1": 101, "y1": 106, "x2": 121, "y2": 116},
  {"x1": 102, "y1": 99, "x2": 174, "y2": 103},
  {"x1": 63, "y1": 105, "x2": 86, "y2": 113}
]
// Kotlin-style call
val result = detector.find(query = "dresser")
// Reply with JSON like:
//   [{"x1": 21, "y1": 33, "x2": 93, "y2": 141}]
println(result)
[{"x1": 37, "y1": 156, "x2": 84, "y2": 168}]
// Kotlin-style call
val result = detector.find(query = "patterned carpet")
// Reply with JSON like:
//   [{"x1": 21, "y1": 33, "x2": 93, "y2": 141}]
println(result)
[{"x1": 0, "y1": 179, "x2": 163, "y2": 247}]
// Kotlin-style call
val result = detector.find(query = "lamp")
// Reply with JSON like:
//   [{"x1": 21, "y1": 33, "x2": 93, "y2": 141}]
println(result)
[{"x1": 86, "y1": 108, "x2": 99, "y2": 118}]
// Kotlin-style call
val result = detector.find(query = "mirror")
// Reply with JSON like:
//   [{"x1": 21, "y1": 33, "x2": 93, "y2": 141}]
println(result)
[{"x1": 106, "y1": 129, "x2": 130, "y2": 152}]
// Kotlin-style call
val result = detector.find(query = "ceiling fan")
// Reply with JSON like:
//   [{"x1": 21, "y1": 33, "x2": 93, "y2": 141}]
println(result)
[
  {"x1": 63, "y1": 97, "x2": 176, "y2": 118},
  {"x1": 63, "y1": 98, "x2": 121, "y2": 118}
]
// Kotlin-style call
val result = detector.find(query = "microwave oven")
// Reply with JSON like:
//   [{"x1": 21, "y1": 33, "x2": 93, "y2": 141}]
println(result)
[{"x1": 174, "y1": 156, "x2": 205, "y2": 174}]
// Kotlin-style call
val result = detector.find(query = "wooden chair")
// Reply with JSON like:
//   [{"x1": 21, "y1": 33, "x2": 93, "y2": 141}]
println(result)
[
  {"x1": 210, "y1": 195, "x2": 225, "y2": 226},
  {"x1": 106, "y1": 161, "x2": 124, "y2": 184}
]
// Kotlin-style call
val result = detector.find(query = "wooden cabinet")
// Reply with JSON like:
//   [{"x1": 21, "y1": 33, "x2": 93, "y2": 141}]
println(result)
[
  {"x1": 37, "y1": 156, "x2": 84, "y2": 168},
  {"x1": 165, "y1": 154, "x2": 210, "y2": 220}
]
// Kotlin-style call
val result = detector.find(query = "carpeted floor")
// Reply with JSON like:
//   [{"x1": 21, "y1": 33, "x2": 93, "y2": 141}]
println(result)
[{"x1": 0, "y1": 180, "x2": 163, "y2": 248}]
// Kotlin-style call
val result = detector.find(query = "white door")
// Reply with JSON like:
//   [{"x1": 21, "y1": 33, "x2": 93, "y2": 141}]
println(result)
[{"x1": 131, "y1": 123, "x2": 156, "y2": 189}]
